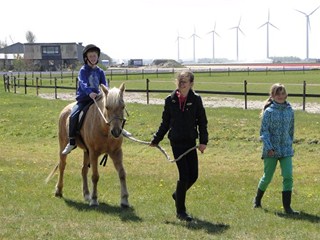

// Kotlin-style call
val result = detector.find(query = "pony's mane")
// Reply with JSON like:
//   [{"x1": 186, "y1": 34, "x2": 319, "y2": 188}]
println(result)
[{"x1": 106, "y1": 87, "x2": 124, "y2": 107}]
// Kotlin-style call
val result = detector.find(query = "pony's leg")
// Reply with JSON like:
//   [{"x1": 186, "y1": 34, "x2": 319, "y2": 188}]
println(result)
[
  {"x1": 110, "y1": 149, "x2": 129, "y2": 208},
  {"x1": 89, "y1": 152, "x2": 99, "y2": 206},
  {"x1": 82, "y1": 151, "x2": 90, "y2": 202},
  {"x1": 55, "y1": 153, "x2": 67, "y2": 197}
]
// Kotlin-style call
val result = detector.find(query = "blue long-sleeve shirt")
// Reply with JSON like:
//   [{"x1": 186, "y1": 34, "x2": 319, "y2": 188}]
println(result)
[
  {"x1": 260, "y1": 101, "x2": 294, "y2": 159},
  {"x1": 76, "y1": 64, "x2": 107, "y2": 102}
]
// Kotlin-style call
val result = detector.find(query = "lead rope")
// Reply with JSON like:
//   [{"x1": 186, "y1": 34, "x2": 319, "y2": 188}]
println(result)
[
  {"x1": 122, "y1": 130, "x2": 198, "y2": 163},
  {"x1": 93, "y1": 98, "x2": 197, "y2": 163}
]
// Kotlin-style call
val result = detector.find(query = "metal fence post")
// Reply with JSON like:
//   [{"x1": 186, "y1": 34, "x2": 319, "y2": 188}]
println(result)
[
  {"x1": 14, "y1": 76, "x2": 16, "y2": 93},
  {"x1": 54, "y1": 77, "x2": 58, "y2": 99},
  {"x1": 24, "y1": 76, "x2": 27, "y2": 94},
  {"x1": 36, "y1": 77, "x2": 39, "y2": 96},
  {"x1": 146, "y1": 78, "x2": 150, "y2": 105},
  {"x1": 303, "y1": 81, "x2": 306, "y2": 111},
  {"x1": 244, "y1": 80, "x2": 248, "y2": 110},
  {"x1": 3, "y1": 74, "x2": 7, "y2": 92}
]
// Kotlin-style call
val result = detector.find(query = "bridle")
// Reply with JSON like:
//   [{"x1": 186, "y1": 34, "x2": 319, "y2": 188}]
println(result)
[{"x1": 93, "y1": 98, "x2": 126, "y2": 128}]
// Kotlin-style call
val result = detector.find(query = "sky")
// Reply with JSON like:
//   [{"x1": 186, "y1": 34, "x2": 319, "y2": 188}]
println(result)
[{"x1": 2, "y1": 0, "x2": 320, "y2": 62}]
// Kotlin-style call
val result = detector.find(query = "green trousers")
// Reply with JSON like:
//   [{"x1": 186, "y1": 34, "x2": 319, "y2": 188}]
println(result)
[{"x1": 258, "y1": 156, "x2": 293, "y2": 192}]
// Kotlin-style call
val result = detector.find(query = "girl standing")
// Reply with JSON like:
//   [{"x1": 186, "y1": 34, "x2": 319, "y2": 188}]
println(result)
[{"x1": 253, "y1": 83, "x2": 298, "y2": 214}]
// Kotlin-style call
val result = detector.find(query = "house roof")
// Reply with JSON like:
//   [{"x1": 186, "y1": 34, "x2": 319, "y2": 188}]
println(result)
[
  {"x1": 0, "y1": 42, "x2": 24, "y2": 54},
  {"x1": 0, "y1": 42, "x2": 111, "y2": 60}
]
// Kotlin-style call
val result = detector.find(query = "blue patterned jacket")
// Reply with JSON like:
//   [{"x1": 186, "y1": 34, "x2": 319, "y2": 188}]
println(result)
[{"x1": 260, "y1": 101, "x2": 294, "y2": 159}]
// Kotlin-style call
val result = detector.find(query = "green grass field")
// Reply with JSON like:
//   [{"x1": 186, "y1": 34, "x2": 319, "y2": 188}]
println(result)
[{"x1": 0, "y1": 71, "x2": 319, "y2": 239}]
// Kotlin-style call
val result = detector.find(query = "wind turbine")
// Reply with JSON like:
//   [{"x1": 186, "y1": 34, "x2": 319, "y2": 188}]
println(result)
[
  {"x1": 176, "y1": 31, "x2": 184, "y2": 62},
  {"x1": 230, "y1": 17, "x2": 245, "y2": 61},
  {"x1": 189, "y1": 27, "x2": 200, "y2": 63},
  {"x1": 207, "y1": 22, "x2": 220, "y2": 62},
  {"x1": 295, "y1": 5, "x2": 320, "y2": 60},
  {"x1": 258, "y1": 9, "x2": 279, "y2": 59}
]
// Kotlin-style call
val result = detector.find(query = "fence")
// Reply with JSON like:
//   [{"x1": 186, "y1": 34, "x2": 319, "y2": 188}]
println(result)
[
  {"x1": 106, "y1": 65, "x2": 320, "y2": 80},
  {"x1": 3, "y1": 72, "x2": 320, "y2": 111},
  {"x1": 1, "y1": 63, "x2": 320, "y2": 81}
]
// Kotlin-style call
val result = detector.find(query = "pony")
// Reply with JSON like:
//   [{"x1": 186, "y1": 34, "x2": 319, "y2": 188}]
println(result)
[{"x1": 46, "y1": 83, "x2": 129, "y2": 207}]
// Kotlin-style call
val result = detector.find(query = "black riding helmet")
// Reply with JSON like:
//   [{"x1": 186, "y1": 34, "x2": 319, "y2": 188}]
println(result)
[{"x1": 83, "y1": 44, "x2": 101, "y2": 64}]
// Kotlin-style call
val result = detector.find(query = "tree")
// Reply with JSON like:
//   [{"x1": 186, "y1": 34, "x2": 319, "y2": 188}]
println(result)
[
  {"x1": 0, "y1": 40, "x2": 7, "y2": 48},
  {"x1": 26, "y1": 31, "x2": 36, "y2": 43}
]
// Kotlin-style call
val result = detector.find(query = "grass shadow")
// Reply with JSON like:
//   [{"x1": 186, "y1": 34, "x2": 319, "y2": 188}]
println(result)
[
  {"x1": 63, "y1": 197, "x2": 142, "y2": 222},
  {"x1": 275, "y1": 211, "x2": 320, "y2": 223},
  {"x1": 165, "y1": 217, "x2": 230, "y2": 235},
  {"x1": 263, "y1": 208, "x2": 320, "y2": 223}
]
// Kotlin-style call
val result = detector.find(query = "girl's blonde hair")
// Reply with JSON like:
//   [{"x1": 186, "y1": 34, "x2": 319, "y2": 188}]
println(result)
[
  {"x1": 260, "y1": 83, "x2": 287, "y2": 117},
  {"x1": 176, "y1": 70, "x2": 194, "y2": 82}
]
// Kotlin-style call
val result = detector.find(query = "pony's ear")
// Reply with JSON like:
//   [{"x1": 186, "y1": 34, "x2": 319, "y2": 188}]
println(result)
[
  {"x1": 119, "y1": 83, "x2": 125, "y2": 92},
  {"x1": 101, "y1": 84, "x2": 109, "y2": 95}
]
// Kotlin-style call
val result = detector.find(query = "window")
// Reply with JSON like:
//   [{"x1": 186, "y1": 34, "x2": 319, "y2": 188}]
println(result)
[{"x1": 42, "y1": 46, "x2": 61, "y2": 59}]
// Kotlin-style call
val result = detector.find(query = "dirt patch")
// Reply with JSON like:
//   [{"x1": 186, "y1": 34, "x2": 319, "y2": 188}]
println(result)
[{"x1": 39, "y1": 92, "x2": 320, "y2": 114}]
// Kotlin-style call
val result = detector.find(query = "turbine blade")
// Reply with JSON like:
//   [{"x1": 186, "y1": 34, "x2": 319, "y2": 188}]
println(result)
[
  {"x1": 258, "y1": 22, "x2": 268, "y2": 29},
  {"x1": 269, "y1": 23, "x2": 279, "y2": 30},
  {"x1": 309, "y1": 5, "x2": 320, "y2": 15},
  {"x1": 308, "y1": 18, "x2": 311, "y2": 30},
  {"x1": 239, "y1": 27, "x2": 245, "y2": 36},
  {"x1": 295, "y1": 9, "x2": 307, "y2": 16}
]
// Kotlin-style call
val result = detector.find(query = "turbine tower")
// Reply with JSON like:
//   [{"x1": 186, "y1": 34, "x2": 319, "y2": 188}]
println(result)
[
  {"x1": 295, "y1": 5, "x2": 320, "y2": 60},
  {"x1": 207, "y1": 22, "x2": 220, "y2": 63},
  {"x1": 258, "y1": 9, "x2": 279, "y2": 59},
  {"x1": 176, "y1": 31, "x2": 184, "y2": 62},
  {"x1": 230, "y1": 17, "x2": 245, "y2": 61},
  {"x1": 189, "y1": 27, "x2": 200, "y2": 63}
]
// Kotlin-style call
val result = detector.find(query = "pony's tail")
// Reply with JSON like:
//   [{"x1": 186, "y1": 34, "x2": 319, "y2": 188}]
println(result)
[{"x1": 45, "y1": 163, "x2": 59, "y2": 184}]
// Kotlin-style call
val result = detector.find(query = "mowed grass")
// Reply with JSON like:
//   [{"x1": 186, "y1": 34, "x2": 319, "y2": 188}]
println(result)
[{"x1": 0, "y1": 76, "x2": 320, "y2": 239}]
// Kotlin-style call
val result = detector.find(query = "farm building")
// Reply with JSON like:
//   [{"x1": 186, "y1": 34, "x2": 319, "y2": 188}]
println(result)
[{"x1": 0, "y1": 42, "x2": 112, "y2": 71}]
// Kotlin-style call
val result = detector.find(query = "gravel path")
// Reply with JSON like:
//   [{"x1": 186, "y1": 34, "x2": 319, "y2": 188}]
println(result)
[{"x1": 39, "y1": 92, "x2": 320, "y2": 114}]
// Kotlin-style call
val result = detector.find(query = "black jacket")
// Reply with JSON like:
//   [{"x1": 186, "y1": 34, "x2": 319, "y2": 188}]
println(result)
[{"x1": 152, "y1": 89, "x2": 208, "y2": 147}]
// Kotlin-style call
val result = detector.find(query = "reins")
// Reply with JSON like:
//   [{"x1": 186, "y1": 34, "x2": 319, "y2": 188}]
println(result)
[
  {"x1": 93, "y1": 97, "x2": 198, "y2": 163},
  {"x1": 93, "y1": 98, "x2": 109, "y2": 125}
]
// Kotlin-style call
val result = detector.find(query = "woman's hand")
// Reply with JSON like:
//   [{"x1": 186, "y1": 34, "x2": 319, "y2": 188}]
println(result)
[{"x1": 198, "y1": 144, "x2": 206, "y2": 153}]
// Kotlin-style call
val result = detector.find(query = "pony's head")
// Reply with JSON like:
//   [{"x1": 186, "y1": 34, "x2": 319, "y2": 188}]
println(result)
[{"x1": 101, "y1": 83, "x2": 126, "y2": 138}]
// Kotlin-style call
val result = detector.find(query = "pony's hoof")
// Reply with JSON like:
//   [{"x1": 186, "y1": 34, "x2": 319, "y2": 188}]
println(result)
[
  {"x1": 55, "y1": 192, "x2": 63, "y2": 198},
  {"x1": 121, "y1": 203, "x2": 130, "y2": 209},
  {"x1": 90, "y1": 199, "x2": 99, "y2": 206},
  {"x1": 84, "y1": 194, "x2": 91, "y2": 202}
]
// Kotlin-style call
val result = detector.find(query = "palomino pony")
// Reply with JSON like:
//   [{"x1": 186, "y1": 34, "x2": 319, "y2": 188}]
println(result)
[{"x1": 46, "y1": 83, "x2": 129, "y2": 207}]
